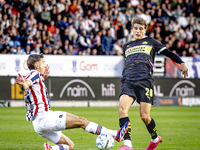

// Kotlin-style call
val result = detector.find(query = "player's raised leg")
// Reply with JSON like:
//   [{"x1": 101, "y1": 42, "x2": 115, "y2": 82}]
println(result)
[
  {"x1": 140, "y1": 102, "x2": 162, "y2": 150},
  {"x1": 64, "y1": 112, "x2": 129, "y2": 142}
]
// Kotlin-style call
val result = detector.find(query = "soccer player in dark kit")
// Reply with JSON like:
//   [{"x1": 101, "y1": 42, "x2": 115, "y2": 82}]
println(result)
[{"x1": 117, "y1": 17, "x2": 188, "y2": 150}]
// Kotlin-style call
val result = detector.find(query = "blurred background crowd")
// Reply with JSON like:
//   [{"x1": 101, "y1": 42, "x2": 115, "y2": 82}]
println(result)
[{"x1": 0, "y1": 0, "x2": 200, "y2": 57}]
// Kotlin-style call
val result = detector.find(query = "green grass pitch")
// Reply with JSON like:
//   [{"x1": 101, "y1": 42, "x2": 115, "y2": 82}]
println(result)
[{"x1": 0, "y1": 106, "x2": 200, "y2": 150}]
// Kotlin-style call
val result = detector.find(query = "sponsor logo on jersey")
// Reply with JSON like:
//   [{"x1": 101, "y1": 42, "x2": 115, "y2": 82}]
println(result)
[
  {"x1": 142, "y1": 41, "x2": 148, "y2": 44},
  {"x1": 125, "y1": 45, "x2": 152, "y2": 57}
]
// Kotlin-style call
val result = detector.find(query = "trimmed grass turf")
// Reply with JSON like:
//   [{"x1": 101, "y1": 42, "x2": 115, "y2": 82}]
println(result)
[{"x1": 0, "y1": 106, "x2": 200, "y2": 150}]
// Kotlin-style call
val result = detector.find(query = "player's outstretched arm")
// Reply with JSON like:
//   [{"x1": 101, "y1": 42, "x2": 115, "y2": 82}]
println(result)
[
  {"x1": 160, "y1": 49, "x2": 188, "y2": 78},
  {"x1": 16, "y1": 73, "x2": 31, "y2": 90},
  {"x1": 43, "y1": 64, "x2": 50, "y2": 80},
  {"x1": 180, "y1": 63, "x2": 188, "y2": 78}
]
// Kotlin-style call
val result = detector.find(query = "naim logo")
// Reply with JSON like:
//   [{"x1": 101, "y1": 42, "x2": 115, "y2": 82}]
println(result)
[
  {"x1": 169, "y1": 80, "x2": 195, "y2": 97},
  {"x1": 59, "y1": 79, "x2": 95, "y2": 98}
]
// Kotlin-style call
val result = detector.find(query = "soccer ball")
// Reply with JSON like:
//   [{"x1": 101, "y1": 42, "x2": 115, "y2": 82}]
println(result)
[{"x1": 96, "y1": 134, "x2": 114, "y2": 150}]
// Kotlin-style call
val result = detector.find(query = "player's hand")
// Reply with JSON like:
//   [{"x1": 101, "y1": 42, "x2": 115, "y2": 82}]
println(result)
[
  {"x1": 180, "y1": 63, "x2": 188, "y2": 78},
  {"x1": 43, "y1": 64, "x2": 50, "y2": 79},
  {"x1": 16, "y1": 73, "x2": 25, "y2": 85}
]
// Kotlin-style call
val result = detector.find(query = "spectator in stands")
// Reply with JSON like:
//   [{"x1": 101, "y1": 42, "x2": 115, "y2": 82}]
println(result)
[
  {"x1": 178, "y1": 12, "x2": 188, "y2": 28},
  {"x1": 57, "y1": 0, "x2": 65, "y2": 13},
  {"x1": 81, "y1": 15, "x2": 95, "y2": 32},
  {"x1": 31, "y1": 45, "x2": 40, "y2": 54},
  {"x1": 61, "y1": 28, "x2": 69, "y2": 44},
  {"x1": 79, "y1": 30, "x2": 91, "y2": 51},
  {"x1": 194, "y1": 48, "x2": 200, "y2": 59},
  {"x1": 15, "y1": 45, "x2": 24, "y2": 55},
  {"x1": 27, "y1": 14, "x2": 37, "y2": 27},
  {"x1": 3, "y1": 38, "x2": 9, "y2": 52},
  {"x1": 7, "y1": 45, "x2": 16, "y2": 54},
  {"x1": 34, "y1": 0, "x2": 42, "y2": 20},
  {"x1": 76, "y1": 24, "x2": 84, "y2": 39},
  {"x1": 62, "y1": 39, "x2": 69, "y2": 53},
  {"x1": 68, "y1": 23, "x2": 78, "y2": 44},
  {"x1": 173, "y1": 4, "x2": 183, "y2": 19},
  {"x1": 40, "y1": 4, "x2": 51, "y2": 25},
  {"x1": 2, "y1": 14, "x2": 10, "y2": 29},
  {"x1": 70, "y1": 0, "x2": 79, "y2": 14},
  {"x1": 193, "y1": 20, "x2": 200, "y2": 31},
  {"x1": 52, "y1": 48, "x2": 57, "y2": 55},
  {"x1": 66, "y1": 44, "x2": 74, "y2": 55},
  {"x1": 53, "y1": 28, "x2": 61, "y2": 44},
  {"x1": 0, "y1": 36, "x2": 3, "y2": 52},
  {"x1": 24, "y1": 45, "x2": 32, "y2": 55},
  {"x1": 47, "y1": 46, "x2": 53, "y2": 54},
  {"x1": 47, "y1": 20, "x2": 56, "y2": 35},
  {"x1": 101, "y1": 29, "x2": 116, "y2": 55},
  {"x1": 53, "y1": 38, "x2": 61, "y2": 49},
  {"x1": 42, "y1": 47, "x2": 49, "y2": 55},
  {"x1": 50, "y1": 5, "x2": 58, "y2": 22},
  {"x1": 90, "y1": 48, "x2": 97, "y2": 55},
  {"x1": 89, "y1": 32, "x2": 95, "y2": 49},
  {"x1": 55, "y1": 14, "x2": 63, "y2": 31},
  {"x1": 61, "y1": 4, "x2": 71, "y2": 19},
  {"x1": 36, "y1": 38, "x2": 43, "y2": 52},
  {"x1": 58, "y1": 47, "x2": 65, "y2": 55},
  {"x1": 83, "y1": 47, "x2": 91, "y2": 55},
  {"x1": 113, "y1": 39, "x2": 123, "y2": 55},
  {"x1": 33, "y1": 30, "x2": 41, "y2": 42}
]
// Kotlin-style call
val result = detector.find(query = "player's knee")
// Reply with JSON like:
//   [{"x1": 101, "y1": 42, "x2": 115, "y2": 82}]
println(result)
[
  {"x1": 118, "y1": 105, "x2": 128, "y2": 115},
  {"x1": 68, "y1": 142, "x2": 74, "y2": 150},
  {"x1": 78, "y1": 117, "x2": 89, "y2": 128},
  {"x1": 140, "y1": 114, "x2": 148, "y2": 123}
]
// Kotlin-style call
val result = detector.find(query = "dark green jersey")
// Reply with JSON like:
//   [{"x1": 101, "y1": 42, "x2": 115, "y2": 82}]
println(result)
[{"x1": 122, "y1": 37, "x2": 166, "y2": 81}]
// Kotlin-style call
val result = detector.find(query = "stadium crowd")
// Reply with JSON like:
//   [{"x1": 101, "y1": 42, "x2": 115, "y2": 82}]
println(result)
[{"x1": 0, "y1": 0, "x2": 200, "y2": 57}]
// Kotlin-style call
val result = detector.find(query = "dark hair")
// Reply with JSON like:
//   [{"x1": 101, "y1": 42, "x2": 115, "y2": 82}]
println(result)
[
  {"x1": 27, "y1": 54, "x2": 43, "y2": 70},
  {"x1": 132, "y1": 17, "x2": 147, "y2": 29}
]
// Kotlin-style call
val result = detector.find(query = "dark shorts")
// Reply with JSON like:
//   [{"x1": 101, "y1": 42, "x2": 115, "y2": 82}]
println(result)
[{"x1": 120, "y1": 79, "x2": 154, "y2": 104}]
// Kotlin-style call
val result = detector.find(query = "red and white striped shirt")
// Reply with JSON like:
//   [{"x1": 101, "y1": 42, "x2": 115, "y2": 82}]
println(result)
[{"x1": 24, "y1": 70, "x2": 50, "y2": 121}]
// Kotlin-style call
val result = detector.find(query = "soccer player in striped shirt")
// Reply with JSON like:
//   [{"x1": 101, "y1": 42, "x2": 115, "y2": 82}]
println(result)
[{"x1": 16, "y1": 54, "x2": 129, "y2": 150}]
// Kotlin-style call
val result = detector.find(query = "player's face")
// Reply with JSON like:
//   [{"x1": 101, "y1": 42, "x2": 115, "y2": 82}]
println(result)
[
  {"x1": 132, "y1": 24, "x2": 146, "y2": 40},
  {"x1": 35, "y1": 58, "x2": 46, "y2": 75}
]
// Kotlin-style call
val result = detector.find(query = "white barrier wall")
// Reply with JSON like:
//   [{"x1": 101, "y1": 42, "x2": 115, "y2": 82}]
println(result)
[{"x1": 0, "y1": 55, "x2": 124, "y2": 77}]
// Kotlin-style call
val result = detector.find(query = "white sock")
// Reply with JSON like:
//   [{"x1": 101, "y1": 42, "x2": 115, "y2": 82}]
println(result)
[
  {"x1": 151, "y1": 137, "x2": 158, "y2": 143},
  {"x1": 124, "y1": 140, "x2": 132, "y2": 147},
  {"x1": 51, "y1": 144, "x2": 69, "y2": 150},
  {"x1": 85, "y1": 122, "x2": 117, "y2": 138},
  {"x1": 101, "y1": 126, "x2": 117, "y2": 138}
]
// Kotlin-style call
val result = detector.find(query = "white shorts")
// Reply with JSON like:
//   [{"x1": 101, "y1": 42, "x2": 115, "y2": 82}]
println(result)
[{"x1": 32, "y1": 111, "x2": 67, "y2": 143}]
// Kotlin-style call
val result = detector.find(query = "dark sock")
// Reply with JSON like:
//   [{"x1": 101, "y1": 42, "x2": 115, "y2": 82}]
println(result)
[
  {"x1": 146, "y1": 118, "x2": 157, "y2": 139},
  {"x1": 119, "y1": 117, "x2": 131, "y2": 140}
]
